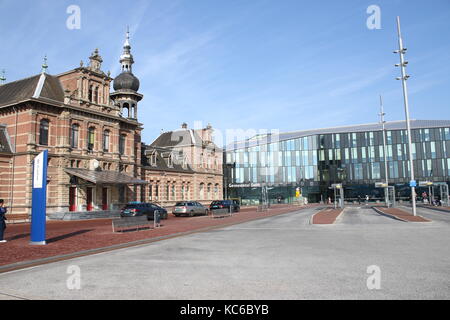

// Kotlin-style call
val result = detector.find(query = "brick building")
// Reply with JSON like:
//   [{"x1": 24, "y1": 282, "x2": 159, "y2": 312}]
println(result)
[
  {"x1": 141, "y1": 123, "x2": 223, "y2": 207},
  {"x1": 0, "y1": 31, "x2": 223, "y2": 218}
]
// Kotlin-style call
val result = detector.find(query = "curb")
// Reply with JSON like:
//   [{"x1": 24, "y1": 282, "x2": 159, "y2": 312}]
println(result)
[
  {"x1": 333, "y1": 207, "x2": 346, "y2": 224},
  {"x1": 372, "y1": 206, "x2": 408, "y2": 222},
  {"x1": 0, "y1": 206, "x2": 315, "y2": 274}
]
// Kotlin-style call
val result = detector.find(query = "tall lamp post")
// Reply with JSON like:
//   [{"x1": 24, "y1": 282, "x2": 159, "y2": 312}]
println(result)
[
  {"x1": 379, "y1": 95, "x2": 390, "y2": 207},
  {"x1": 394, "y1": 16, "x2": 416, "y2": 216}
]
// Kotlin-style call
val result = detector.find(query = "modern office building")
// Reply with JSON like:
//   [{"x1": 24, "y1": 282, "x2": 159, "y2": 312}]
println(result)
[{"x1": 224, "y1": 120, "x2": 450, "y2": 205}]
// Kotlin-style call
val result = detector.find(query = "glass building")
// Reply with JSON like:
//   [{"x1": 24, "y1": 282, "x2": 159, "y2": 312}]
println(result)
[{"x1": 224, "y1": 120, "x2": 450, "y2": 205}]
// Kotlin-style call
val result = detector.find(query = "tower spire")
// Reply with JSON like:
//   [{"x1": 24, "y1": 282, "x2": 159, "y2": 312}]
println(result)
[
  {"x1": 41, "y1": 55, "x2": 48, "y2": 74},
  {"x1": 0, "y1": 69, "x2": 5, "y2": 85},
  {"x1": 120, "y1": 26, "x2": 134, "y2": 73}
]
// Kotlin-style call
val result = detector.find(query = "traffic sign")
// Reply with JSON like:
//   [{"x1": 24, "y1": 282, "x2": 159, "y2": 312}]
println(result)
[
  {"x1": 375, "y1": 182, "x2": 388, "y2": 188},
  {"x1": 409, "y1": 180, "x2": 417, "y2": 187}
]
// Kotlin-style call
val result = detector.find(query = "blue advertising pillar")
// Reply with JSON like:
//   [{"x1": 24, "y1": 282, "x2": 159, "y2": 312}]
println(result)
[{"x1": 30, "y1": 150, "x2": 48, "y2": 245}]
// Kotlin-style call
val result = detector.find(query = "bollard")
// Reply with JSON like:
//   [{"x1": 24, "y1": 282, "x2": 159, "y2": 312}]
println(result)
[{"x1": 154, "y1": 210, "x2": 161, "y2": 228}]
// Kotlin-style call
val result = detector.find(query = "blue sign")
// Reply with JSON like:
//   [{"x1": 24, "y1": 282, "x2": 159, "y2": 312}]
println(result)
[
  {"x1": 409, "y1": 180, "x2": 417, "y2": 187},
  {"x1": 30, "y1": 150, "x2": 48, "y2": 245}
]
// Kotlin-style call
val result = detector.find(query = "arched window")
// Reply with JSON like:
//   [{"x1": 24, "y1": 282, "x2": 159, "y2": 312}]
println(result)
[
  {"x1": 207, "y1": 183, "x2": 212, "y2": 199},
  {"x1": 122, "y1": 103, "x2": 129, "y2": 118},
  {"x1": 39, "y1": 119, "x2": 49, "y2": 145},
  {"x1": 199, "y1": 183, "x2": 205, "y2": 200},
  {"x1": 71, "y1": 124, "x2": 79, "y2": 148},
  {"x1": 131, "y1": 104, "x2": 136, "y2": 119},
  {"x1": 103, "y1": 130, "x2": 110, "y2": 152},
  {"x1": 87, "y1": 127, "x2": 95, "y2": 151},
  {"x1": 214, "y1": 184, "x2": 219, "y2": 200}
]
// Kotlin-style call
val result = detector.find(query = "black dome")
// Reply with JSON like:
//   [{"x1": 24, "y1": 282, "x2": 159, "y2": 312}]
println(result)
[{"x1": 113, "y1": 72, "x2": 140, "y2": 91}]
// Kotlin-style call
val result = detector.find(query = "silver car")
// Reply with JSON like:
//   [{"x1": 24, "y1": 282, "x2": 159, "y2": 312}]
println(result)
[{"x1": 173, "y1": 201, "x2": 209, "y2": 217}]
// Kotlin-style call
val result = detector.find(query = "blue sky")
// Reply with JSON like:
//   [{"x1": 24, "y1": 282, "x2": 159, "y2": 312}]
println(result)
[{"x1": 1, "y1": 0, "x2": 449, "y2": 144}]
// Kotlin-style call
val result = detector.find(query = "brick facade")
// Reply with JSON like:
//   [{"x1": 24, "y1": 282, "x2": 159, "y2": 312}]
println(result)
[{"x1": 0, "y1": 44, "x2": 223, "y2": 217}]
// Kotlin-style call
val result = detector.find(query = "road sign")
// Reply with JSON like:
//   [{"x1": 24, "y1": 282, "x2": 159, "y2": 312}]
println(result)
[
  {"x1": 375, "y1": 182, "x2": 388, "y2": 188},
  {"x1": 409, "y1": 180, "x2": 417, "y2": 188}
]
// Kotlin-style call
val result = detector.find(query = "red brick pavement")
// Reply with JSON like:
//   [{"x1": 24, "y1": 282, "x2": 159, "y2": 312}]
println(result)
[
  {"x1": 0, "y1": 204, "x2": 319, "y2": 268},
  {"x1": 375, "y1": 207, "x2": 431, "y2": 222},
  {"x1": 312, "y1": 207, "x2": 343, "y2": 224}
]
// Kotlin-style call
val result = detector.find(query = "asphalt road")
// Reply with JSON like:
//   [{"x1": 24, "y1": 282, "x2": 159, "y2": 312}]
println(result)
[{"x1": 0, "y1": 206, "x2": 449, "y2": 300}]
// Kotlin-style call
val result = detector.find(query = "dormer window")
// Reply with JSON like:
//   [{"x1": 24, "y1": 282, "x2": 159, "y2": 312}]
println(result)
[
  {"x1": 150, "y1": 151, "x2": 157, "y2": 166},
  {"x1": 167, "y1": 154, "x2": 173, "y2": 168}
]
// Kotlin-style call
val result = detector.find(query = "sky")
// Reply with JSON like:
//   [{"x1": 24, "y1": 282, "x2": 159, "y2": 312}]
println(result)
[{"x1": 1, "y1": 0, "x2": 450, "y2": 145}]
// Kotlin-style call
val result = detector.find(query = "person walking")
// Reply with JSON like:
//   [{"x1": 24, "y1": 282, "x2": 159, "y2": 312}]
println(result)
[{"x1": 0, "y1": 199, "x2": 7, "y2": 243}]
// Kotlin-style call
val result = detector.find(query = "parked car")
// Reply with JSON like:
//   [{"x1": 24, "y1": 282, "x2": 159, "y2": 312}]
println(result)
[
  {"x1": 121, "y1": 202, "x2": 168, "y2": 220},
  {"x1": 173, "y1": 201, "x2": 209, "y2": 217},
  {"x1": 209, "y1": 200, "x2": 240, "y2": 213}
]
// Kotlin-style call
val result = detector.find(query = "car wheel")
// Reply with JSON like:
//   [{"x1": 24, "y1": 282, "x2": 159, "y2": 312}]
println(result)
[{"x1": 189, "y1": 211, "x2": 194, "y2": 217}]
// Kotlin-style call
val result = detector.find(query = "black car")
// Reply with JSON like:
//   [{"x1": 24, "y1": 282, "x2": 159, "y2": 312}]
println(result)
[
  {"x1": 121, "y1": 202, "x2": 168, "y2": 220},
  {"x1": 209, "y1": 200, "x2": 240, "y2": 213}
]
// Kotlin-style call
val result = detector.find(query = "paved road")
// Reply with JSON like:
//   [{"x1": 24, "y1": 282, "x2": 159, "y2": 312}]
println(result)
[
  {"x1": 407, "y1": 206, "x2": 450, "y2": 225},
  {"x1": 337, "y1": 206, "x2": 401, "y2": 225},
  {"x1": 0, "y1": 207, "x2": 449, "y2": 300}
]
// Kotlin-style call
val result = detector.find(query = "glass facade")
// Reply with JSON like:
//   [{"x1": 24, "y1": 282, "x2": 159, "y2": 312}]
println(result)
[{"x1": 225, "y1": 126, "x2": 450, "y2": 205}]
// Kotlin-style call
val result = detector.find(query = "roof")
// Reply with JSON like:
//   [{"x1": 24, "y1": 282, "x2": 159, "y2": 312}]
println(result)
[
  {"x1": 65, "y1": 168, "x2": 148, "y2": 185},
  {"x1": 0, "y1": 124, "x2": 13, "y2": 154},
  {"x1": 0, "y1": 73, "x2": 65, "y2": 108},
  {"x1": 228, "y1": 120, "x2": 450, "y2": 151},
  {"x1": 150, "y1": 129, "x2": 204, "y2": 148}
]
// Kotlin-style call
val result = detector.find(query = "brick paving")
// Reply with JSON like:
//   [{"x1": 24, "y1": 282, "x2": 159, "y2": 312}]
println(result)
[
  {"x1": 0, "y1": 204, "x2": 318, "y2": 268},
  {"x1": 375, "y1": 207, "x2": 431, "y2": 222},
  {"x1": 312, "y1": 207, "x2": 343, "y2": 224}
]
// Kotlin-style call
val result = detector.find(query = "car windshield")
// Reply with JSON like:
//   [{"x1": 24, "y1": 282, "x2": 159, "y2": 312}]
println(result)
[
  {"x1": 211, "y1": 201, "x2": 223, "y2": 205},
  {"x1": 125, "y1": 204, "x2": 139, "y2": 209}
]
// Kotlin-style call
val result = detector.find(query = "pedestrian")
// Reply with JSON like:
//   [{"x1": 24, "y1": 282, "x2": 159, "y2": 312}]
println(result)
[
  {"x1": 358, "y1": 195, "x2": 361, "y2": 205},
  {"x1": 0, "y1": 199, "x2": 7, "y2": 243}
]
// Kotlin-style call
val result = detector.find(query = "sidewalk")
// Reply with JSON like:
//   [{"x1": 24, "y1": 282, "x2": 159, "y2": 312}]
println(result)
[
  {"x1": 0, "y1": 204, "x2": 318, "y2": 271},
  {"x1": 373, "y1": 207, "x2": 431, "y2": 222},
  {"x1": 311, "y1": 207, "x2": 344, "y2": 224}
]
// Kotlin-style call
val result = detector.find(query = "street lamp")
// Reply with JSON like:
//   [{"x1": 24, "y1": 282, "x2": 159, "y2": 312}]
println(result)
[
  {"x1": 394, "y1": 16, "x2": 416, "y2": 216},
  {"x1": 379, "y1": 95, "x2": 390, "y2": 207}
]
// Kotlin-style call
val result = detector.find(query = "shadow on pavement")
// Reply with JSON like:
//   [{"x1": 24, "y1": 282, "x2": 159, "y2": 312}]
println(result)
[{"x1": 47, "y1": 230, "x2": 93, "y2": 243}]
